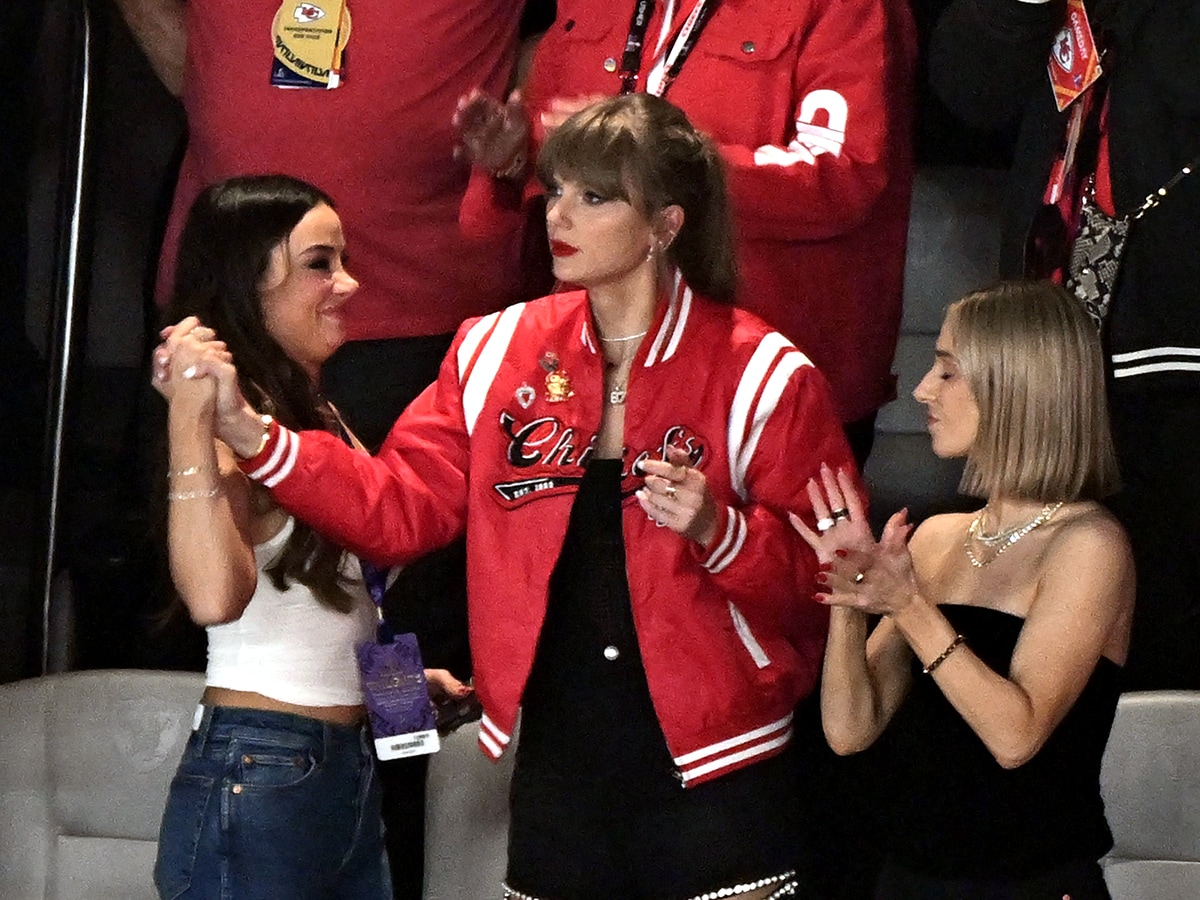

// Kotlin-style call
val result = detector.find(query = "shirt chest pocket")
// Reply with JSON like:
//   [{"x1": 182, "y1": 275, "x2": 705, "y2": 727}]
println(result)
[
  {"x1": 670, "y1": 15, "x2": 798, "y2": 144},
  {"x1": 535, "y1": 11, "x2": 624, "y2": 98}
]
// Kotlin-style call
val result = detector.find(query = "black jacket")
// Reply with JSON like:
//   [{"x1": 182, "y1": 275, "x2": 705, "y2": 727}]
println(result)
[{"x1": 930, "y1": 0, "x2": 1200, "y2": 395}]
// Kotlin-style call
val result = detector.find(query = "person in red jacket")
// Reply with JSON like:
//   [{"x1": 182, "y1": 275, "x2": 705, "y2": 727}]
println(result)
[
  {"x1": 157, "y1": 94, "x2": 853, "y2": 899},
  {"x1": 455, "y1": 0, "x2": 918, "y2": 466}
]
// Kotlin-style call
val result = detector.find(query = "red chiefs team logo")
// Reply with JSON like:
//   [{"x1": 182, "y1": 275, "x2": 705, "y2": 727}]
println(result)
[
  {"x1": 293, "y1": 3, "x2": 326, "y2": 23},
  {"x1": 1052, "y1": 28, "x2": 1073, "y2": 72}
]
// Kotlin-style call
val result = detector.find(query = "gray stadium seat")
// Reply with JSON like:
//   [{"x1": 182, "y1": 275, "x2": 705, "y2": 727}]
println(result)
[
  {"x1": 0, "y1": 669, "x2": 202, "y2": 900},
  {"x1": 1101, "y1": 690, "x2": 1200, "y2": 899},
  {"x1": 424, "y1": 721, "x2": 516, "y2": 899},
  {"x1": 864, "y1": 165, "x2": 1006, "y2": 528}
]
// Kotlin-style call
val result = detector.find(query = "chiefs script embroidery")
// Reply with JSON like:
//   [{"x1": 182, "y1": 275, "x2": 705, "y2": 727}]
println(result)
[{"x1": 492, "y1": 412, "x2": 706, "y2": 505}]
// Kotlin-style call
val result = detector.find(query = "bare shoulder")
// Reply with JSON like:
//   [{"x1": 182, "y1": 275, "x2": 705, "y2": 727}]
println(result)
[
  {"x1": 909, "y1": 510, "x2": 976, "y2": 553},
  {"x1": 1047, "y1": 502, "x2": 1132, "y2": 564},
  {"x1": 1039, "y1": 503, "x2": 1135, "y2": 622}
]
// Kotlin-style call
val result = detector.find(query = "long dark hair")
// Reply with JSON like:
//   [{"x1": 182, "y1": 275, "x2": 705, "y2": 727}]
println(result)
[
  {"x1": 165, "y1": 174, "x2": 358, "y2": 613},
  {"x1": 536, "y1": 93, "x2": 738, "y2": 302}
]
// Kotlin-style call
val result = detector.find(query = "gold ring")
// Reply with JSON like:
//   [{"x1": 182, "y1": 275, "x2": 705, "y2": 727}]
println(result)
[
  {"x1": 664, "y1": 485, "x2": 677, "y2": 499},
  {"x1": 831, "y1": 507, "x2": 851, "y2": 521},
  {"x1": 852, "y1": 571, "x2": 866, "y2": 585}
]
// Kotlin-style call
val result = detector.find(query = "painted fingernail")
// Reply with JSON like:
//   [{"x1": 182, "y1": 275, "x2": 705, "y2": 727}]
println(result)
[
  {"x1": 815, "y1": 573, "x2": 828, "y2": 585},
  {"x1": 834, "y1": 549, "x2": 849, "y2": 558},
  {"x1": 817, "y1": 562, "x2": 833, "y2": 572},
  {"x1": 813, "y1": 593, "x2": 830, "y2": 604}
]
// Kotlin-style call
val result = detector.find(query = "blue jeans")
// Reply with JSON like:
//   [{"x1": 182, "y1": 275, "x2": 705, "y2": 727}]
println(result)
[{"x1": 154, "y1": 706, "x2": 389, "y2": 900}]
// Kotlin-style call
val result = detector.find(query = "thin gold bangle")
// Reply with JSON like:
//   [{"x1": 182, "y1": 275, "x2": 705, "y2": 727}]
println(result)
[
  {"x1": 168, "y1": 487, "x2": 219, "y2": 502},
  {"x1": 922, "y1": 633, "x2": 966, "y2": 675},
  {"x1": 168, "y1": 465, "x2": 215, "y2": 479},
  {"x1": 247, "y1": 414, "x2": 273, "y2": 459}
]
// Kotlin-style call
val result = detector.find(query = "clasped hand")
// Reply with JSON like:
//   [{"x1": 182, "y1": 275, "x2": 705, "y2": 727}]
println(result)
[
  {"x1": 152, "y1": 317, "x2": 259, "y2": 452},
  {"x1": 788, "y1": 463, "x2": 917, "y2": 616}
]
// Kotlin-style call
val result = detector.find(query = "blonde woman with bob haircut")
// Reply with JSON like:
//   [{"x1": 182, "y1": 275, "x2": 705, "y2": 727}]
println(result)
[{"x1": 791, "y1": 281, "x2": 1133, "y2": 898}]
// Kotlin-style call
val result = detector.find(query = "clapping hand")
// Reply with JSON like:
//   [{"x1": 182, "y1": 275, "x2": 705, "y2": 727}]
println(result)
[
  {"x1": 453, "y1": 88, "x2": 530, "y2": 177},
  {"x1": 787, "y1": 463, "x2": 875, "y2": 564},
  {"x1": 789, "y1": 464, "x2": 917, "y2": 615}
]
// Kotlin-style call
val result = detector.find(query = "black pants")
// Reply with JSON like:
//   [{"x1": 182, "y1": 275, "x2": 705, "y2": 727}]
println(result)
[
  {"x1": 322, "y1": 334, "x2": 471, "y2": 900},
  {"x1": 1107, "y1": 390, "x2": 1200, "y2": 689}
]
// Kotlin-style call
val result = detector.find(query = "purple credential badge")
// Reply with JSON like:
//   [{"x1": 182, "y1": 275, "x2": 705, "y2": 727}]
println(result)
[{"x1": 357, "y1": 633, "x2": 441, "y2": 760}]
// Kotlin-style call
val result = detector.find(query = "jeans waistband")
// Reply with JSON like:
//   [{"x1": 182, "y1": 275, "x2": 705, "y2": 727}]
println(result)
[{"x1": 193, "y1": 704, "x2": 371, "y2": 756}]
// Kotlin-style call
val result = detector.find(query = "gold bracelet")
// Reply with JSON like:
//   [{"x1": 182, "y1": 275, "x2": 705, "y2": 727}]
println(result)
[
  {"x1": 168, "y1": 465, "x2": 215, "y2": 479},
  {"x1": 494, "y1": 150, "x2": 527, "y2": 181},
  {"x1": 168, "y1": 487, "x2": 219, "y2": 502},
  {"x1": 246, "y1": 414, "x2": 274, "y2": 459},
  {"x1": 922, "y1": 633, "x2": 966, "y2": 675}
]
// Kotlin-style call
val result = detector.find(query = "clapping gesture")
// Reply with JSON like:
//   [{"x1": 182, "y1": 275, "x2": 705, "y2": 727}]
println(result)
[
  {"x1": 453, "y1": 88, "x2": 530, "y2": 178},
  {"x1": 789, "y1": 464, "x2": 917, "y2": 616}
]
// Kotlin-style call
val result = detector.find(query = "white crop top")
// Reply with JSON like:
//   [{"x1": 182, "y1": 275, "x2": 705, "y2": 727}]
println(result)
[{"x1": 206, "y1": 517, "x2": 376, "y2": 706}]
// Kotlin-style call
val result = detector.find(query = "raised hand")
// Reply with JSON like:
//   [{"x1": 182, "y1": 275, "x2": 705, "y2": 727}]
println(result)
[
  {"x1": 637, "y1": 444, "x2": 718, "y2": 546},
  {"x1": 453, "y1": 88, "x2": 530, "y2": 177},
  {"x1": 788, "y1": 463, "x2": 875, "y2": 564},
  {"x1": 151, "y1": 316, "x2": 230, "y2": 403},
  {"x1": 152, "y1": 318, "x2": 266, "y2": 457}
]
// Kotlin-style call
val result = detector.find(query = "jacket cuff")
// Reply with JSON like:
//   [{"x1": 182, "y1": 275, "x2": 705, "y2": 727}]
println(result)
[
  {"x1": 237, "y1": 420, "x2": 300, "y2": 488},
  {"x1": 694, "y1": 504, "x2": 747, "y2": 575}
]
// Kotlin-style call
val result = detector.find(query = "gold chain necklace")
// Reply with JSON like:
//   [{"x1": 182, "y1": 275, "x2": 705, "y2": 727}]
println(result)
[{"x1": 964, "y1": 501, "x2": 1064, "y2": 568}]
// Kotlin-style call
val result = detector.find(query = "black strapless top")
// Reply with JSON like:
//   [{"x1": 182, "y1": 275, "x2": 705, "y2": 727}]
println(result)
[{"x1": 876, "y1": 604, "x2": 1121, "y2": 880}]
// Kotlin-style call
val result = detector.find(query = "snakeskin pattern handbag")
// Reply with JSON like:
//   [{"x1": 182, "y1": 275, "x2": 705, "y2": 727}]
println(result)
[{"x1": 1066, "y1": 155, "x2": 1198, "y2": 329}]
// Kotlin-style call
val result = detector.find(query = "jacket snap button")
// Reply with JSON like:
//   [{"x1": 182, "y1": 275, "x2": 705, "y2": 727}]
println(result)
[
  {"x1": 603, "y1": 645, "x2": 620, "y2": 661},
  {"x1": 742, "y1": 40, "x2": 755, "y2": 54},
  {"x1": 232, "y1": 784, "x2": 243, "y2": 794},
  {"x1": 603, "y1": 57, "x2": 617, "y2": 72}
]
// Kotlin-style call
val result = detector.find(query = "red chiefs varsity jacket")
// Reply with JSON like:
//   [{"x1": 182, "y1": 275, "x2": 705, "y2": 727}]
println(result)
[{"x1": 240, "y1": 280, "x2": 853, "y2": 786}]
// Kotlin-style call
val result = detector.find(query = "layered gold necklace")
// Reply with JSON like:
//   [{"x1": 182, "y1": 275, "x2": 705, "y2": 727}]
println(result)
[{"x1": 964, "y1": 501, "x2": 1064, "y2": 568}]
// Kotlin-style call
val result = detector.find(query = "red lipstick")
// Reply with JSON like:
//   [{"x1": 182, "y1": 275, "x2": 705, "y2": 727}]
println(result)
[{"x1": 549, "y1": 240, "x2": 579, "y2": 258}]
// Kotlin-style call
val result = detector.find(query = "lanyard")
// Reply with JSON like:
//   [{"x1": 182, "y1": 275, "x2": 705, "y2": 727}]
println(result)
[
  {"x1": 330, "y1": 405, "x2": 395, "y2": 642},
  {"x1": 618, "y1": 0, "x2": 721, "y2": 97}
]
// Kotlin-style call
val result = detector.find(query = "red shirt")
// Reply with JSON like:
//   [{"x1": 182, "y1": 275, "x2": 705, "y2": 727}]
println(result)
[{"x1": 160, "y1": 0, "x2": 529, "y2": 339}]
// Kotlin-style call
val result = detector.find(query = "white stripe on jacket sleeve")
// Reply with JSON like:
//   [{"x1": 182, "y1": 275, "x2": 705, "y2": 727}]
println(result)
[{"x1": 460, "y1": 304, "x2": 525, "y2": 436}]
